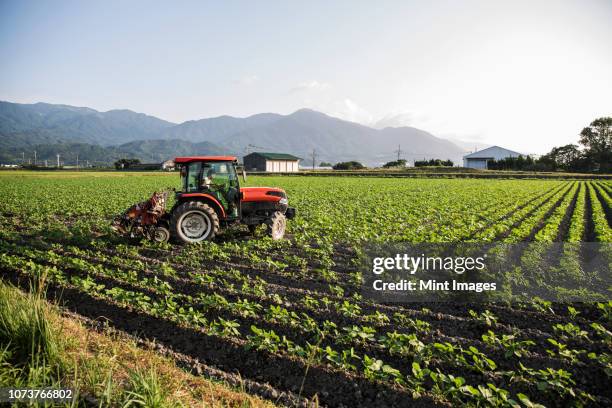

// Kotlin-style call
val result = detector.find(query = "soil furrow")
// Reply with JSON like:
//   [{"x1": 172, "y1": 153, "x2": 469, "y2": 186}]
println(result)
[
  {"x1": 584, "y1": 183, "x2": 596, "y2": 242},
  {"x1": 1, "y1": 267, "x2": 444, "y2": 408}
]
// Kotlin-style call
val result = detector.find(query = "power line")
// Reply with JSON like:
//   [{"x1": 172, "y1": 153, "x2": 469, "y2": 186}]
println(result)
[
  {"x1": 311, "y1": 149, "x2": 317, "y2": 170},
  {"x1": 394, "y1": 144, "x2": 403, "y2": 161},
  {"x1": 245, "y1": 144, "x2": 268, "y2": 154}
]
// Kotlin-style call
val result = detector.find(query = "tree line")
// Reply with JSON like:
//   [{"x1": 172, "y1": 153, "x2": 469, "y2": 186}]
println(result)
[
  {"x1": 331, "y1": 117, "x2": 610, "y2": 173},
  {"x1": 489, "y1": 117, "x2": 611, "y2": 173}
]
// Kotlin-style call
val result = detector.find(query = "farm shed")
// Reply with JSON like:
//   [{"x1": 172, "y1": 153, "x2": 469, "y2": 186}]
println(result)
[
  {"x1": 243, "y1": 152, "x2": 301, "y2": 172},
  {"x1": 463, "y1": 146, "x2": 522, "y2": 169}
]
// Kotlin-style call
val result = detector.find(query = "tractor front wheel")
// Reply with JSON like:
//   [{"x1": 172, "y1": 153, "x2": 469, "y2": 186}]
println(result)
[
  {"x1": 171, "y1": 201, "x2": 219, "y2": 243},
  {"x1": 266, "y1": 211, "x2": 286, "y2": 240},
  {"x1": 152, "y1": 226, "x2": 171, "y2": 243}
]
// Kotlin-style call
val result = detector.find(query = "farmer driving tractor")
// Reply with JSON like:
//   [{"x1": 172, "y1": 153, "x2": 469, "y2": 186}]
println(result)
[{"x1": 112, "y1": 156, "x2": 295, "y2": 244}]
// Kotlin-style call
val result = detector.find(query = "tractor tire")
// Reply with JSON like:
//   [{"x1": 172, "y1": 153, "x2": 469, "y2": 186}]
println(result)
[
  {"x1": 266, "y1": 211, "x2": 286, "y2": 240},
  {"x1": 171, "y1": 201, "x2": 219, "y2": 243},
  {"x1": 152, "y1": 226, "x2": 171, "y2": 243}
]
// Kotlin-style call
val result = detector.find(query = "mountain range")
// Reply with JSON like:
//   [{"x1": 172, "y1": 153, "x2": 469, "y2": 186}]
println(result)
[{"x1": 0, "y1": 101, "x2": 468, "y2": 166}]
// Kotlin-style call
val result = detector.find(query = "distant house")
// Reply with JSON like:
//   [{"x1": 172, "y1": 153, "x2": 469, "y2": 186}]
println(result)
[
  {"x1": 463, "y1": 146, "x2": 522, "y2": 169},
  {"x1": 243, "y1": 152, "x2": 301, "y2": 172},
  {"x1": 162, "y1": 159, "x2": 175, "y2": 171}
]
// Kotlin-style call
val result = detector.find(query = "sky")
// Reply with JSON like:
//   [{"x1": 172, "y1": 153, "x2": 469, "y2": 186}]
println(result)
[{"x1": 1, "y1": 0, "x2": 611, "y2": 154}]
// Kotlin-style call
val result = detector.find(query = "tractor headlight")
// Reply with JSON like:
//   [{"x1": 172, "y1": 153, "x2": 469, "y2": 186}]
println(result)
[{"x1": 279, "y1": 197, "x2": 288, "y2": 205}]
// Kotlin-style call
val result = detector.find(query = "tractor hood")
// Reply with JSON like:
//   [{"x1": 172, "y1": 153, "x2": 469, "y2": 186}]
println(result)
[{"x1": 240, "y1": 187, "x2": 286, "y2": 202}]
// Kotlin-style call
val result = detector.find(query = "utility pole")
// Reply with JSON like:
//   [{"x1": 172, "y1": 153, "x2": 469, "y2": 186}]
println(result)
[
  {"x1": 34, "y1": 150, "x2": 37, "y2": 166},
  {"x1": 311, "y1": 149, "x2": 317, "y2": 171},
  {"x1": 56, "y1": 154, "x2": 60, "y2": 167},
  {"x1": 44, "y1": 160, "x2": 48, "y2": 167},
  {"x1": 22, "y1": 152, "x2": 25, "y2": 164},
  {"x1": 76, "y1": 154, "x2": 79, "y2": 170},
  {"x1": 394, "y1": 144, "x2": 403, "y2": 161}
]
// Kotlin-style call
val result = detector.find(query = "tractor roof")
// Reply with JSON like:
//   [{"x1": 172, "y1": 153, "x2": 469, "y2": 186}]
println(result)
[{"x1": 174, "y1": 156, "x2": 237, "y2": 164}]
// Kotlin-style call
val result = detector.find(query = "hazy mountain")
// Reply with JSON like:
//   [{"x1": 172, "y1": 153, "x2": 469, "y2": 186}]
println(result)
[
  {"x1": 223, "y1": 109, "x2": 464, "y2": 165},
  {"x1": 0, "y1": 101, "x2": 466, "y2": 166},
  {"x1": 224, "y1": 109, "x2": 374, "y2": 158},
  {"x1": 446, "y1": 138, "x2": 490, "y2": 154},
  {"x1": 117, "y1": 139, "x2": 229, "y2": 162},
  {"x1": 0, "y1": 142, "x2": 126, "y2": 166},
  {"x1": 0, "y1": 101, "x2": 175, "y2": 146},
  {"x1": 160, "y1": 113, "x2": 282, "y2": 144},
  {"x1": 373, "y1": 127, "x2": 465, "y2": 165},
  {"x1": 0, "y1": 138, "x2": 228, "y2": 166}
]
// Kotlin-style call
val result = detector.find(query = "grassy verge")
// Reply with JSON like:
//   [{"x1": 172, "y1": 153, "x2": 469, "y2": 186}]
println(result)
[{"x1": 0, "y1": 279, "x2": 275, "y2": 407}]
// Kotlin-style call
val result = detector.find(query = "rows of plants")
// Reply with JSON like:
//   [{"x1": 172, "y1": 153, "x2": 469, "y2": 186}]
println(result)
[
  {"x1": 1, "y1": 242, "x2": 609, "y2": 407},
  {"x1": 588, "y1": 183, "x2": 612, "y2": 242},
  {"x1": 0, "y1": 172, "x2": 610, "y2": 407}
]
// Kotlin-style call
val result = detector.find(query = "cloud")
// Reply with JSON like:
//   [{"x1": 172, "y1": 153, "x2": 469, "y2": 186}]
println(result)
[
  {"x1": 373, "y1": 112, "x2": 417, "y2": 129},
  {"x1": 234, "y1": 75, "x2": 259, "y2": 86},
  {"x1": 327, "y1": 98, "x2": 373, "y2": 124},
  {"x1": 289, "y1": 80, "x2": 330, "y2": 93},
  {"x1": 373, "y1": 109, "x2": 488, "y2": 145}
]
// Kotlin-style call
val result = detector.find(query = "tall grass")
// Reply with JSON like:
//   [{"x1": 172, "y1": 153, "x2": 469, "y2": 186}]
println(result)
[
  {"x1": 0, "y1": 279, "x2": 69, "y2": 400},
  {"x1": 122, "y1": 367, "x2": 173, "y2": 408},
  {"x1": 0, "y1": 279, "x2": 247, "y2": 407},
  {"x1": 0, "y1": 279, "x2": 59, "y2": 367},
  {"x1": 0, "y1": 280, "x2": 176, "y2": 406}
]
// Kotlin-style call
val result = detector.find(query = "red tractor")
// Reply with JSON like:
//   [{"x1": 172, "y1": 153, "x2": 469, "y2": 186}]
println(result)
[{"x1": 112, "y1": 156, "x2": 295, "y2": 243}]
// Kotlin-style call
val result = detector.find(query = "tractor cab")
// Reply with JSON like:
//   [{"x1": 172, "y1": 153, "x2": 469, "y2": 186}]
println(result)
[{"x1": 176, "y1": 156, "x2": 242, "y2": 220}]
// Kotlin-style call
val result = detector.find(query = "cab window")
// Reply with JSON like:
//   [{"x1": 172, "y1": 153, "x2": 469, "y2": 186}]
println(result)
[
  {"x1": 183, "y1": 162, "x2": 202, "y2": 192},
  {"x1": 208, "y1": 162, "x2": 237, "y2": 188}
]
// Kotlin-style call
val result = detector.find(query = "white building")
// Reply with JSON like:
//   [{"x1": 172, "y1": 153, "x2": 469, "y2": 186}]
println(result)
[
  {"x1": 463, "y1": 146, "x2": 523, "y2": 169},
  {"x1": 162, "y1": 159, "x2": 175, "y2": 171},
  {"x1": 243, "y1": 152, "x2": 301, "y2": 172}
]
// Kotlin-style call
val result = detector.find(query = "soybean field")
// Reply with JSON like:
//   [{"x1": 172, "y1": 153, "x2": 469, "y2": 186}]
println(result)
[{"x1": 0, "y1": 171, "x2": 610, "y2": 407}]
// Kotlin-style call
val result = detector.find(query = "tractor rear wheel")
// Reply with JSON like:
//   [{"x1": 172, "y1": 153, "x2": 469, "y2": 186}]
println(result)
[
  {"x1": 266, "y1": 211, "x2": 286, "y2": 240},
  {"x1": 171, "y1": 201, "x2": 219, "y2": 243}
]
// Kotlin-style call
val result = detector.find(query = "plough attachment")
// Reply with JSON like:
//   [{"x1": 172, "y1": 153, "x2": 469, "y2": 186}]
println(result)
[{"x1": 111, "y1": 190, "x2": 171, "y2": 242}]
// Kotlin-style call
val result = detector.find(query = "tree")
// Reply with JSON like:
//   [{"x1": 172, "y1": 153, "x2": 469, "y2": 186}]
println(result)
[
  {"x1": 579, "y1": 117, "x2": 612, "y2": 172},
  {"x1": 382, "y1": 159, "x2": 407, "y2": 168},
  {"x1": 332, "y1": 161, "x2": 365, "y2": 170},
  {"x1": 414, "y1": 159, "x2": 453, "y2": 167},
  {"x1": 487, "y1": 155, "x2": 538, "y2": 171},
  {"x1": 319, "y1": 161, "x2": 333, "y2": 167},
  {"x1": 544, "y1": 145, "x2": 582, "y2": 171},
  {"x1": 114, "y1": 158, "x2": 141, "y2": 169}
]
